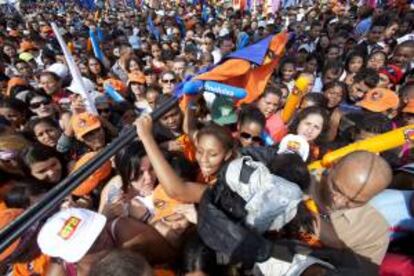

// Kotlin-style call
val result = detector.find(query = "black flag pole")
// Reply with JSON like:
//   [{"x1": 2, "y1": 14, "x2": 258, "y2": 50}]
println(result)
[{"x1": 0, "y1": 96, "x2": 179, "y2": 253}]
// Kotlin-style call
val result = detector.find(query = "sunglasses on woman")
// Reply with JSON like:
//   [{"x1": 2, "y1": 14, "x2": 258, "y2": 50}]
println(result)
[
  {"x1": 162, "y1": 78, "x2": 175, "y2": 84},
  {"x1": 30, "y1": 100, "x2": 50, "y2": 109},
  {"x1": 240, "y1": 132, "x2": 262, "y2": 143}
]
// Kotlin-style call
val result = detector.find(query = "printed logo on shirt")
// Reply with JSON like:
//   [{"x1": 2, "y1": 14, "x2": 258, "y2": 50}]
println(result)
[
  {"x1": 58, "y1": 216, "x2": 81, "y2": 240},
  {"x1": 404, "y1": 129, "x2": 414, "y2": 142}
]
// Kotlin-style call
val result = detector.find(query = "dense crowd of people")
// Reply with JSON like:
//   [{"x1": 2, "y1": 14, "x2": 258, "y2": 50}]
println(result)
[{"x1": 0, "y1": 0, "x2": 414, "y2": 275}]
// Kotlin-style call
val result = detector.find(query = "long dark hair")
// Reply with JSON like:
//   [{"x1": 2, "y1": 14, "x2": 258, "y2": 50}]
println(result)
[{"x1": 114, "y1": 141, "x2": 147, "y2": 193}]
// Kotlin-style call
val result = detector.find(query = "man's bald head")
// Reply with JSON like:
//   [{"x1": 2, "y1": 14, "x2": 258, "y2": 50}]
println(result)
[{"x1": 321, "y1": 151, "x2": 392, "y2": 211}]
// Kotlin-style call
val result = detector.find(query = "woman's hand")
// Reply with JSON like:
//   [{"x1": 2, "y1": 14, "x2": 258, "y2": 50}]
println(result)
[
  {"x1": 134, "y1": 115, "x2": 154, "y2": 140},
  {"x1": 101, "y1": 197, "x2": 127, "y2": 220}
]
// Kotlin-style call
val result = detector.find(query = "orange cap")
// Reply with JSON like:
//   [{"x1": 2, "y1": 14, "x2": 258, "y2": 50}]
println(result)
[
  {"x1": 357, "y1": 88, "x2": 399, "y2": 113},
  {"x1": 151, "y1": 185, "x2": 182, "y2": 223},
  {"x1": 128, "y1": 72, "x2": 146, "y2": 85},
  {"x1": 0, "y1": 208, "x2": 24, "y2": 261},
  {"x1": 6, "y1": 77, "x2": 27, "y2": 96},
  {"x1": 71, "y1": 112, "x2": 102, "y2": 140},
  {"x1": 403, "y1": 100, "x2": 414, "y2": 114},
  {"x1": 19, "y1": 41, "x2": 38, "y2": 52},
  {"x1": 71, "y1": 152, "x2": 112, "y2": 196},
  {"x1": 104, "y1": 79, "x2": 127, "y2": 95}
]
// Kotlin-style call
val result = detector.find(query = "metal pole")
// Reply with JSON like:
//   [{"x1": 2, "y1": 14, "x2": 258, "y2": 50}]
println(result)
[{"x1": 0, "y1": 96, "x2": 179, "y2": 253}]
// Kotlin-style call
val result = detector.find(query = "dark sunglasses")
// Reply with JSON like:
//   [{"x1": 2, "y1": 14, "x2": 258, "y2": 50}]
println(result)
[
  {"x1": 98, "y1": 108, "x2": 110, "y2": 113},
  {"x1": 162, "y1": 78, "x2": 175, "y2": 84},
  {"x1": 240, "y1": 132, "x2": 262, "y2": 143},
  {"x1": 30, "y1": 100, "x2": 50, "y2": 109}
]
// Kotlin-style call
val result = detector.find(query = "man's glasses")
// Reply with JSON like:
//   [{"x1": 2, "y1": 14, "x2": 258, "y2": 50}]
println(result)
[{"x1": 240, "y1": 132, "x2": 262, "y2": 143}]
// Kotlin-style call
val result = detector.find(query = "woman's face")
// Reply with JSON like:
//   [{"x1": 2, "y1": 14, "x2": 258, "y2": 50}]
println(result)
[
  {"x1": 131, "y1": 83, "x2": 145, "y2": 98},
  {"x1": 257, "y1": 93, "x2": 280, "y2": 118},
  {"x1": 30, "y1": 96, "x2": 55, "y2": 118},
  {"x1": 324, "y1": 85, "x2": 343, "y2": 108},
  {"x1": 281, "y1": 63, "x2": 296, "y2": 82},
  {"x1": 384, "y1": 23, "x2": 399, "y2": 40},
  {"x1": 304, "y1": 58, "x2": 318, "y2": 74},
  {"x1": 88, "y1": 58, "x2": 102, "y2": 75},
  {"x1": 151, "y1": 45, "x2": 162, "y2": 59},
  {"x1": 33, "y1": 122, "x2": 61, "y2": 148},
  {"x1": 128, "y1": 59, "x2": 140, "y2": 73},
  {"x1": 3, "y1": 45, "x2": 16, "y2": 58},
  {"x1": 348, "y1": 56, "x2": 364, "y2": 73},
  {"x1": 196, "y1": 134, "x2": 230, "y2": 177},
  {"x1": 130, "y1": 156, "x2": 157, "y2": 196},
  {"x1": 0, "y1": 150, "x2": 21, "y2": 174},
  {"x1": 160, "y1": 73, "x2": 176, "y2": 94},
  {"x1": 30, "y1": 157, "x2": 62, "y2": 184},
  {"x1": 40, "y1": 75, "x2": 61, "y2": 96},
  {"x1": 319, "y1": 36, "x2": 330, "y2": 49},
  {"x1": 296, "y1": 113, "x2": 324, "y2": 142},
  {"x1": 367, "y1": 52, "x2": 386, "y2": 71},
  {"x1": 0, "y1": 107, "x2": 24, "y2": 128},
  {"x1": 238, "y1": 121, "x2": 263, "y2": 148}
]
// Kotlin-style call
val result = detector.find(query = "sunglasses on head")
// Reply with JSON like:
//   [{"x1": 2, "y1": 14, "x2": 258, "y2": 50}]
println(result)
[
  {"x1": 30, "y1": 100, "x2": 50, "y2": 109},
  {"x1": 240, "y1": 132, "x2": 262, "y2": 143}
]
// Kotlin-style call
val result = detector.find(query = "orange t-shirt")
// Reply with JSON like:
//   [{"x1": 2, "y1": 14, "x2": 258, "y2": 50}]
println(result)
[{"x1": 12, "y1": 254, "x2": 50, "y2": 276}]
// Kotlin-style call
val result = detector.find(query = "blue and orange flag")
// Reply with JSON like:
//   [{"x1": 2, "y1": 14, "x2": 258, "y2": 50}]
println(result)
[{"x1": 195, "y1": 32, "x2": 288, "y2": 106}]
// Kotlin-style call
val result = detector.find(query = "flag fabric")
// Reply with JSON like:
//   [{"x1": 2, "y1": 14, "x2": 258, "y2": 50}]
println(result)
[{"x1": 195, "y1": 32, "x2": 289, "y2": 106}]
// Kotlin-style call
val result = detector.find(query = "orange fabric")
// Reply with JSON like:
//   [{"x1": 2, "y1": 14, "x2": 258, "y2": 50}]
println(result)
[
  {"x1": 0, "y1": 201, "x2": 6, "y2": 212},
  {"x1": 154, "y1": 268, "x2": 176, "y2": 276},
  {"x1": 71, "y1": 112, "x2": 102, "y2": 140},
  {"x1": 0, "y1": 208, "x2": 24, "y2": 261},
  {"x1": 6, "y1": 77, "x2": 27, "y2": 96},
  {"x1": 357, "y1": 88, "x2": 399, "y2": 112},
  {"x1": 12, "y1": 254, "x2": 50, "y2": 276},
  {"x1": 403, "y1": 100, "x2": 414, "y2": 113},
  {"x1": 151, "y1": 185, "x2": 183, "y2": 222},
  {"x1": 67, "y1": 42, "x2": 75, "y2": 54},
  {"x1": 176, "y1": 134, "x2": 196, "y2": 162},
  {"x1": 104, "y1": 78, "x2": 127, "y2": 95},
  {"x1": 19, "y1": 41, "x2": 37, "y2": 52},
  {"x1": 71, "y1": 152, "x2": 112, "y2": 196},
  {"x1": 86, "y1": 38, "x2": 93, "y2": 53},
  {"x1": 196, "y1": 32, "x2": 288, "y2": 106},
  {"x1": 196, "y1": 172, "x2": 217, "y2": 186},
  {"x1": 128, "y1": 72, "x2": 146, "y2": 85}
]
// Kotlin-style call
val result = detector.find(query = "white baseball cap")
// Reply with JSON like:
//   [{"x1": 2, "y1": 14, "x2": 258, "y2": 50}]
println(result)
[
  {"x1": 277, "y1": 134, "x2": 310, "y2": 161},
  {"x1": 37, "y1": 208, "x2": 106, "y2": 263},
  {"x1": 47, "y1": 63, "x2": 69, "y2": 79}
]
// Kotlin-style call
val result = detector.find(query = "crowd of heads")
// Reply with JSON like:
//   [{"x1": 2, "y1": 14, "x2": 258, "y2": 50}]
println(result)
[{"x1": 0, "y1": 0, "x2": 414, "y2": 275}]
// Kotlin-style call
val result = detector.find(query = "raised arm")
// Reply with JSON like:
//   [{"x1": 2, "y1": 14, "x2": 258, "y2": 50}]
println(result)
[{"x1": 135, "y1": 115, "x2": 207, "y2": 203}]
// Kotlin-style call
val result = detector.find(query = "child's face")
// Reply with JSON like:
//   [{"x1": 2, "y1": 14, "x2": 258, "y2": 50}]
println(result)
[
  {"x1": 348, "y1": 56, "x2": 364, "y2": 73},
  {"x1": 281, "y1": 63, "x2": 296, "y2": 82},
  {"x1": 146, "y1": 91, "x2": 159, "y2": 109}
]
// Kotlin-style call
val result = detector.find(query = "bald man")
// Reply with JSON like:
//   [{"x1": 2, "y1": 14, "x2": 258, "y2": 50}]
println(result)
[{"x1": 310, "y1": 151, "x2": 392, "y2": 275}]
